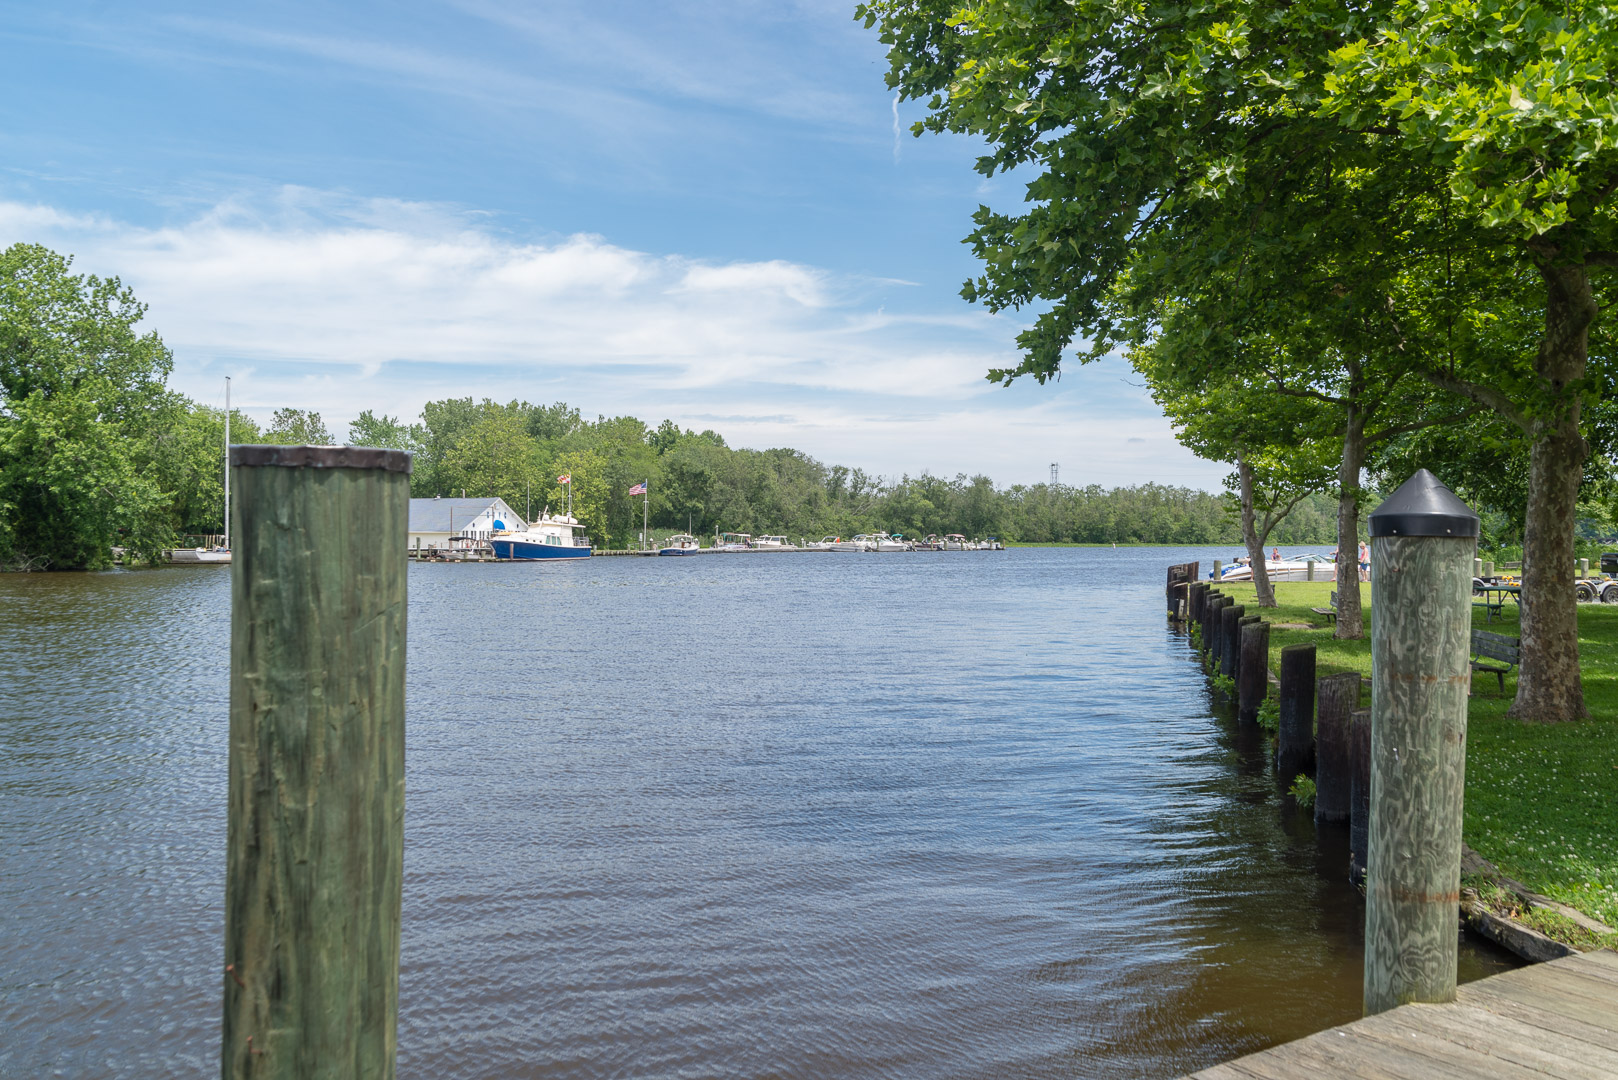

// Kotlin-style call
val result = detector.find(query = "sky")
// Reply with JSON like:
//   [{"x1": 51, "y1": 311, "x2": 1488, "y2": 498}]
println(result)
[{"x1": 0, "y1": 1, "x2": 1228, "y2": 490}]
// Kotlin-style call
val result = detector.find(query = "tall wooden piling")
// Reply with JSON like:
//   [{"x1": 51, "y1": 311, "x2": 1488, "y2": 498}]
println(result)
[
  {"x1": 1218, "y1": 604, "x2": 1245, "y2": 679},
  {"x1": 1363, "y1": 469, "x2": 1478, "y2": 1016},
  {"x1": 1206, "y1": 596, "x2": 1227, "y2": 662},
  {"x1": 224, "y1": 445, "x2": 411, "y2": 1079},
  {"x1": 1276, "y1": 644, "x2": 1316, "y2": 783},
  {"x1": 1189, "y1": 582, "x2": 1207, "y2": 624},
  {"x1": 1237, "y1": 619, "x2": 1269, "y2": 723},
  {"x1": 1348, "y1": 706, "x2": 1371, "y2": 887},
  {"x1": 1313, "y1": 672, "x2": 1360, "y2": 825},
  {"x1": 1233, "y1": 614, "x2": 1260, "y2": 689}
]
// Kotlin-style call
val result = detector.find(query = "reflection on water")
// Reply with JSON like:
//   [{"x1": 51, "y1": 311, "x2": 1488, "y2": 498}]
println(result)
[{"x1": 0, "y1": 548, "x2": 1517, "y2": 1078}]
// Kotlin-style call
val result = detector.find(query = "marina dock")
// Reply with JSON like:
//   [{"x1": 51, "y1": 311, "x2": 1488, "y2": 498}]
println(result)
[{"x1": 1184, "y1": 950, "x2": 1618, "y2": 1079}]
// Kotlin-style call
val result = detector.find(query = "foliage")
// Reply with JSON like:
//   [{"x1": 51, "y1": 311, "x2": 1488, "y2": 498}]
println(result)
[
  {"x1": 1255, "y1": 697, "x2": 1280, "y2": 733},
  {"x1": 0, "y1": 244, "x2": 178, "y2": 569},
  {"x1": 1288, "y1": 776, "x2": 1317, "y2": 809},
  {"x1": 263, "y1": 408, "x2": 333, "y2": 445}
]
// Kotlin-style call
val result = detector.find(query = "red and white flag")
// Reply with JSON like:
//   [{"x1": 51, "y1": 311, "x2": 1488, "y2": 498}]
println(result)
[
  {"x1": 628, "y1": 481, "x2": 647, "y2": 496},
  {"x1": 557, "y1": 473, "x2": 571, "y2": 484}
]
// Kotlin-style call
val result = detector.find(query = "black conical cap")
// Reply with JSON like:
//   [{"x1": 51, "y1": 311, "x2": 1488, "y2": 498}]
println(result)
[{"x1": 1369, "y1": 469, "x2": 1479, "y2": 538}]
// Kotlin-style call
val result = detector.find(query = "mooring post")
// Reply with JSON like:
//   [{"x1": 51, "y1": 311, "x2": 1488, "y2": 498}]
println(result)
[
  {"x1": 1206, "y1": 596, "x2": 1227, "y2": 662},
  {"x1": 224, "y1": 445, "x2": 411, "y2": 1079},
  {"x1": 1237, "y1": 619, "x2": 1269, "y2": 723},
  {"x1": 1276, "y1": 644, "x2": 1316, "y2": 783},
  {"x1": 1218, "y1": 604, "x2": 1245, "y2": 679},
  {"x1": 1313, "y1": 672, "x2": 1360, "y2": 825},
  {"x1": 1233, "y1": 614, "x2": 1260, "y2": 688},
  {"x1": 1306, "y1": 557, "x2": 1316, "y2": 582},
  {"x1": 1348, "y1": 706, "x2": 1371, "y2": 887},
  {"x1": 1363, "y1": 469, "x2": 1478, "y2": 1016},
  {"x1": 1189, "y1": 582, "x2": 1206, "y2": 624},
  {"x1": 1580, "y1": 557, "x2": 1590, "y2": 578},
  {"x1": 1213, "y1": 559, "x2": 1222, "y2": 580}
]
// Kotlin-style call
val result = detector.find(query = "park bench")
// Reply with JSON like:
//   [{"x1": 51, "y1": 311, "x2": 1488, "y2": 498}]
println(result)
[
  {"x1": 1470, "y1": 629, "x2": 1520, "y2": 694},
  {"x1": 1312, "y1": 590, "x2": 1338, "y2": 625}
]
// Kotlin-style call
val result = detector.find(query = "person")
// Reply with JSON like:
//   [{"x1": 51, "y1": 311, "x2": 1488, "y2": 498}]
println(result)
[
  {"x1": 1271, "y1": 546, "x2": 1280, "y2": 562},
  {"x1": 1358, "y1": 540, "x2": 1370, "y2": 581}
]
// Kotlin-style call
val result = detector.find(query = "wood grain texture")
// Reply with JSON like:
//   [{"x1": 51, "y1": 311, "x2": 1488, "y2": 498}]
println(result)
[
  {"x1": 1276, "y1": 645, "x2": 1316, "y2": 784},
  {"x1": 223, "y1": 463, "x2": 408, "y2": 1079},
  {"x1": 1349, "y1": 707, "x2": 1371, "y2": 887},
  {"x1": 1219, "y1": 605, "x2": 1246, "y2": 679},
  {"x1": 1313, "y1": 672, "x2": 1360, "y2": 825},
  {"x1": 1180, "y1": 952, "x2": 1618, "y2": 1078},
  {"x1": 1364, "y1": 534, "x2": 1475, "y2": 1015}
]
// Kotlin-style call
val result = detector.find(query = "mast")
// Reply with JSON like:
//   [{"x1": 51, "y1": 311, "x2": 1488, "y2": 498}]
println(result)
[{"x1": 224, "y1": 377, "x2": 231, "y2": 550}]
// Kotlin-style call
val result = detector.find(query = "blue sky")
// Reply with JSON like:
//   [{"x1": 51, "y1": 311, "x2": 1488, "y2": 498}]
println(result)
[{"x1": 1, "y1": 1, "x2": 1226, "y2": 489}]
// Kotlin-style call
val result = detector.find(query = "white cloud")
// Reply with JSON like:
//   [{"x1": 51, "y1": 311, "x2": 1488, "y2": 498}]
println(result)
[{"x1": 0, "y1": 188, "x2": 1226, "y2": 488}]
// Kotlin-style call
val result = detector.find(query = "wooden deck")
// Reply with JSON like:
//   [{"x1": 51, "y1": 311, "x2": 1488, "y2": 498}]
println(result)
[{"x1": 1185, "y1": 950, "x2": 1618, "y2": 1079}]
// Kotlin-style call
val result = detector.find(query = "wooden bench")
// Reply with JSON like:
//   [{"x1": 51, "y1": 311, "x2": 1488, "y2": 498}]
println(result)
[
  {"x1": 1311, "y1": 590, "x2": 1338, "y2": 625},
  {"x1": 1470, "y1": 629, "x2": 1520, "y2": 694}
]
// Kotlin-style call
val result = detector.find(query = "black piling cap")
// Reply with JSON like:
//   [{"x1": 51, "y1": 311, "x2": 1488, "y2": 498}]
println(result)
[{"x1": 1369, "y1": 469, "x2": 1479, "y2": 538}]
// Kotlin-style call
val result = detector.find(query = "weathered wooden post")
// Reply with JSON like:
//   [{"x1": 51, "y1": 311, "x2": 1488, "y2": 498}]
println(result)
[
  {"x1": 1473, "y1": 557, "x2": 1483, "y2": 577},
  {"x1": 1580, "y1": 557, "x2": 1590, "y2": 578},
  {"x1": 1237, "y1": 619, "x2": 1269, "y2": 722},
  {"x1": 1306, "y1": 557, "x2": 1316, "y2": 582},
  {"x1": 1313, "y1": 672, "x2": 1360, "y2": 825},
  {"x1": 1276, "y1": 644, "x2": 1316, "y2": 783},
  {"x1": 224, "y1": 445, "x2": 411, "y2": 1078},
  {"x1": 1348, "y1": 706, "x2": 1371, "y2": 886},
  {"x1": 1218, "y1": 604, "x2": 1246, "y2": 679},
  {"x1": 1482, "y1": 559, "x2": 1494, "y2": 579},
  {"x1": 1363, "y1": 469, "x2": 1478, "y2": 1016},
  {"x1": 1213, "y1": 559, "x2": 1222, "y2": 580},
  {"x1": 1233, "y1": 613, "x2": 1260, "y2": 688},
  {"x1": 1206, "y1": 596, "x2": 1227, "y2": 662},
  {"x1": 1189, "y1": 582, "x2": 1207, "y2": 624}
]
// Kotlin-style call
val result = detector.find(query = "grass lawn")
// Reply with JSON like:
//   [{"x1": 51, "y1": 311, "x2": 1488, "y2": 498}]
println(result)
[{"x1": 1209, "y1": 579, "x2": 1618, "y2": 929}]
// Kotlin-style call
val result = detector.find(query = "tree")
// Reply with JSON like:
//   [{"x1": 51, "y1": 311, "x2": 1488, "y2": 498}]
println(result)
[
  {"x1": 347, "y1": 410, "x2": 419, "y2": 454},
  {"x1": 0, "y1": 244, "x2": 176, "y2": 569},
  {"x1": 264, "y1": 408, "x2": 333, "y2": 445}
]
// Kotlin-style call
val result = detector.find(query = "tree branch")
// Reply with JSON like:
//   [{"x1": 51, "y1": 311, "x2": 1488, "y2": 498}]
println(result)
[
  {"x1": 1417, "y1": 369, "x2": 1530, "y2": 432},
  {"x1": 1364, "y1": 405, "x2": 1485, "y2": 445}
]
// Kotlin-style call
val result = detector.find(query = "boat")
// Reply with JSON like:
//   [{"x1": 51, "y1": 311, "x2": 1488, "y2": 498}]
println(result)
[
  {"x1": 804, "y1": 536, "x2": 841, "y2": 551},
  {"x1": 715, "y1": 532, "x2": 752, "y2": 552},
  {"x1": 942, "y1": 534, "x2": 972, "y2": 551},
  {"x1": 984, "y1": 537, "x2": 1005, "y2": 550},
  {"x1": 658, "y1": 534, "x2": 702, "y2": 556},
  {"x1": 872, "y1": 533, "x2": 910, "y2": 552},
  {"x1": 835, "y1": 535, "x2": 876, "y2": 552},
  {"x1": 1211, "y1": 553, "x2": 1334, "y2": 582},
  {"x1": 172, "y1": 377, "x2": 233, "y2": 565},
  {"x1": 488, "y1": 512, "x2": 593, "y2": 560},
  {"x1": 751, "y1": 535, "x2": 797, "y2": 550}
]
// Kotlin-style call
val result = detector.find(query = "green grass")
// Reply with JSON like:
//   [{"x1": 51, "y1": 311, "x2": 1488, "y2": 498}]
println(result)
[{"x1": 1212, "y1": 580, "x2": 1618, "y2": 929}]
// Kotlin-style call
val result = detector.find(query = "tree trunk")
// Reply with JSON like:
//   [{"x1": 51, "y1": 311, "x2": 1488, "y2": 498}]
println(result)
[
  {"x1": 1335, "y1": 408, "x2": 1367, "y2": 639},
  {"x1": 1238, "y1": 455, "x2": 1276, "y2": 607},
  {"x1": 1510, "y1": 260, "x2": 1593, "y2": 723}
]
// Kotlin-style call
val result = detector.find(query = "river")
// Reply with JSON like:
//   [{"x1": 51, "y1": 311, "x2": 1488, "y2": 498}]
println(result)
[{"x1": 0, "y1": 546, "x2": 1517, "y2": 1078}]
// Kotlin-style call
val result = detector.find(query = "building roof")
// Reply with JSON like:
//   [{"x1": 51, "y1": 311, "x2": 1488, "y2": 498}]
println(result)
[{"x1": 407, "y1": 497, "x2": 519, "y2": 533}]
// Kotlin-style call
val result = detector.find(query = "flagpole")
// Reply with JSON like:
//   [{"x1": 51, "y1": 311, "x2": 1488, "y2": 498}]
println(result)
[{"x1": 642, "y1": 481, "x2": 649, "y2": 550}]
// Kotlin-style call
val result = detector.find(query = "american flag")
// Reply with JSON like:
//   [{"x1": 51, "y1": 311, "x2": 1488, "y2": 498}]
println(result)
[
  {"x1": 557, "y1": 473, "x2": 571, "y2": 484},
  {"x1": 628, "y1": 481, "x2": 647, "y2": 496}
]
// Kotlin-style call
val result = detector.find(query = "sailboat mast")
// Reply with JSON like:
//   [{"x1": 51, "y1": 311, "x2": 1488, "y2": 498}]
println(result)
[{"x1": 223, "y1": 377, "x2": 231, "y2": 551}]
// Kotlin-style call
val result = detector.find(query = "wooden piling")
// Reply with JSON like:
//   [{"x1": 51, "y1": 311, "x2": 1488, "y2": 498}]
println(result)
[
  {"x1": 1313, "y1": 672, "x2": 1360, "y2": 825},
  {"x1": 1189, "y1": 582, "x2": 1207, "y2": 623},
  {"x1": 1348, "y1": 706, "x2": 1371, "y2": 888},
  {"x1": 1218, "y1": 604, "x2": 1245, "y2": 679},
  {"x1": 1233, "y1": 614, "x2": 1260, "y2": 687},
  {"x1": 1237, "y1": 619, "x2": 1269, "y2": 723},
  {"x1": 224, "y1": 445, "x2": 410, "y2": 1079},
  {"x1": 1363, "y1": 469, "x2": 1478, "y2": 1016},
  {"x1": 1206, "y1": 596, "x2": 1227, "y2": 662},
  {"x1": 1276, "y1": 644, "x2": 1316, "y2": 783}
]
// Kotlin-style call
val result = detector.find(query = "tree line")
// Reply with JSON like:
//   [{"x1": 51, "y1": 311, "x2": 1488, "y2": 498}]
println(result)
[
  {"x1": 860, "y1": 0, "x2": 1618, "y2": 723},
  {"x1": 0, "y1": 242, "x2": 1334, "y2": 572}
]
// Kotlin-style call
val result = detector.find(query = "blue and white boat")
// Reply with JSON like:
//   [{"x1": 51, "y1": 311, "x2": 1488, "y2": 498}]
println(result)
[
  {"x1": 658, "y1": 534, "x2": 702, "y2": 556},
  {"x1": 489, "y1": 513, "x2": 592, "y2": 561}
]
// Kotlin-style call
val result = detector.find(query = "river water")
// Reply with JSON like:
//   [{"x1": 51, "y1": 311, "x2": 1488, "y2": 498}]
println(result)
[{"x1": 0, "y1": 546, "x2": 1516, "y2": 1078}]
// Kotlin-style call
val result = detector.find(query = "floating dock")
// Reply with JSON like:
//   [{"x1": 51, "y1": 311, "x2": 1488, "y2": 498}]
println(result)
[{"x1": 1184, "y1": 950, "x2": 1618, "y2": 1079}]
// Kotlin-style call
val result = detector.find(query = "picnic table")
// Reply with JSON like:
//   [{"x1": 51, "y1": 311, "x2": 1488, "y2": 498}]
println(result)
[{"x1": 1474, "y1": 583, "x2": 1520, "y2": 623}]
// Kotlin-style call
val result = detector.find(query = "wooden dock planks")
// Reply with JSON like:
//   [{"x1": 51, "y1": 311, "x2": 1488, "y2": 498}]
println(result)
[{"x1": 1182, "y1": 951, "x2": 1618, "y2": 1079}]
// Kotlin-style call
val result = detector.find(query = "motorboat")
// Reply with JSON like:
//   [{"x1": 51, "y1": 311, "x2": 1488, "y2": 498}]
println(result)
[
  {"x1": 942, "y1": 534, "x2": 972, "y2": 551},
  {"x1": 170, "y1": 546, "x2": 231, "y2": 564},
  {"x1": 751, "y1": 535, "x2": 797, "y2": 550},
  {"x1": 804, "y1": 536, "x2": 841, "y2": 551},
  {"x1": 833, "y1": 536, "x2": 874, "y2": 552},
  {"x1": 872, "y1": 533, "x2": 910, "y2": 552},
  {"x1": 715, "y1": 532, "x2": 752, "y2": 552},
  {"x1": 488, "y1": 512, "x2": 592, "y2": 560},
  {"x1": 658, "y1": 534, "x2": 702, "y2": 556},
  {"x1": 1212, "y1": 553, "x2": 1334, "y2": 582}
]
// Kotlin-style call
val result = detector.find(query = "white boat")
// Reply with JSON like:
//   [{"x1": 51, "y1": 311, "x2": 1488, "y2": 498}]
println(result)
[
  {"x1": 715, "y1": 532, "x2": 752, "y2": 552},
  {"x1": 488, "y1": 512, "x2": 592, "y2": 561},
  {"x1": 872, "y1": 533, "x2": 910, "y2": 552},
  {"x1": 658, "y1": 534, "x2": 702, "y2": 556},
  {"x1": 804, "y1": 536, "x2": 841, "y2": 551},
  {"x1": 1212, "y1": 553, "x2": 1334, "y2": 582},
  {"x1": 942, "y1": 534, "x2": 972, "y2": 551},
  {"x1": 751, "y1": 535, "x2": 797, "y2": 550},
  {"x1": 835, "y1": 535, "x2": 877, "y2": 552}
]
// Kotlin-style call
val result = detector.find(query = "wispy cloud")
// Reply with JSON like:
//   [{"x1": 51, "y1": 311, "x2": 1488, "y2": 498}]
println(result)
[{"x1": 0, "y1": 188, "x2": 1221, "y2": 486}]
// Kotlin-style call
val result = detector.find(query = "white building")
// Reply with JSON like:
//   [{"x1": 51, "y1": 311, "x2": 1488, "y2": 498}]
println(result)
[{"x1": 407, "y1": 497, "x2": 524, "y2": 551}]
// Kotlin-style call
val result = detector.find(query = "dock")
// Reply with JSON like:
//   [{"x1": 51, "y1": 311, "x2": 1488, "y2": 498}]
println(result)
[{"x1": 1185, "y1": 950, "x2": 1618, "y2": 1078}]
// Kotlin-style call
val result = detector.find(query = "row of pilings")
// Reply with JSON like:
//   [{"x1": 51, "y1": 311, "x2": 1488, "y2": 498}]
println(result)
[{"x1": 1171, "y1": 569, "x2": 1373, "y2": 886}]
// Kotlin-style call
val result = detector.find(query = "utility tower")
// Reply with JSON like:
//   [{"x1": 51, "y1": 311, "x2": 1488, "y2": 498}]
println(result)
[{"x1": 1050, "y1": 462, "x2": 1060, "y2": 488}]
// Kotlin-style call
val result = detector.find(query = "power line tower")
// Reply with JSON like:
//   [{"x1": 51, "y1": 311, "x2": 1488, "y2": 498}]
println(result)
[{"x1": 1050, "y1": 462, "x2": 1060, "y2": 488}]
